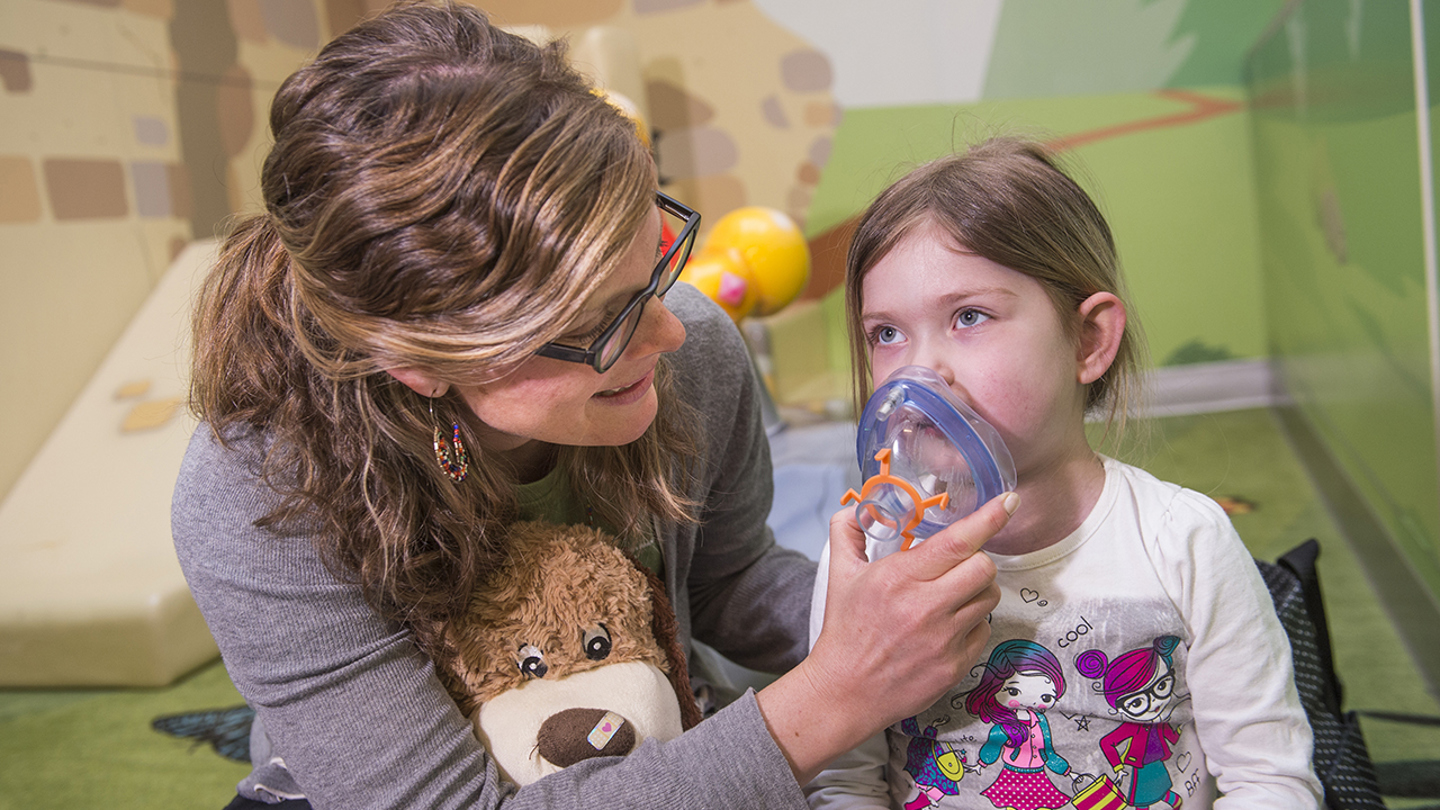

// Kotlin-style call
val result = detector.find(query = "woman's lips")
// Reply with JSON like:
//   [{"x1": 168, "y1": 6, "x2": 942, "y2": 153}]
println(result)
[{"x1": 594, "y1": 368, "x2": 654, "y2": 404}]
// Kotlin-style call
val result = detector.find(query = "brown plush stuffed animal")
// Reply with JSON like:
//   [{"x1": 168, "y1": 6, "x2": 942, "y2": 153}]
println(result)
[{"x1": 438, "y1": 521, "x2": 703, "y2": 785}]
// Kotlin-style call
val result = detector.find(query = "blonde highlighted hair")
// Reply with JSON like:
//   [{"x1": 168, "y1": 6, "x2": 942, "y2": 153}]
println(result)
[
  {"x1": 844, "y1": 136, "x2": 1147, "y2": 443},
  {"x1": 190, "y1": 1, "x2": 697, "y2": 655}
]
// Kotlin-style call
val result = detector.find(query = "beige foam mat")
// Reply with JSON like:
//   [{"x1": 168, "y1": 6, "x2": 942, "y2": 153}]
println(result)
[{"x1": 0, "y1": 240, "x2": 218, "y2": 686}]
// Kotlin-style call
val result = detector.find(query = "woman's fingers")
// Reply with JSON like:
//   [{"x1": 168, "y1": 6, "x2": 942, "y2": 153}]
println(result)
[
  {"x1": 826, "y1": 506, "x2": 868, "y2": 566},
  {"x1": 900, "y1": 492, "x2": 1018, "y2": 581}
]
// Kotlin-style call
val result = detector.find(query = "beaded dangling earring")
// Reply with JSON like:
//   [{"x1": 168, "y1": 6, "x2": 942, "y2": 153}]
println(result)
[{"x1": 430, "y1": 395, "x2": 468, "y2": 483}]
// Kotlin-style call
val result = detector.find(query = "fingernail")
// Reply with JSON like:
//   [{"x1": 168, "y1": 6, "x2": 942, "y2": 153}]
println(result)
[{"x1": 1001, "y1": 492, "x2": 1020, "y2": 515}]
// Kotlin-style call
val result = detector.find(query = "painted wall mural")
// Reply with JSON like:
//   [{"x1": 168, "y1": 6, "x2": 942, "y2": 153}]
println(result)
[
  {"x1": 476, "y1": 0, "x2": 842, "y2": 233},
  {"x1": 0, "y1": 0, "x2": 1351, "y2": 503},
  {"x1": 0, "y1": 0, "x2": 319, "y2": 498},
  {"x1": 1248, "y1": 0, "x2": 1440, "y2": 608}
]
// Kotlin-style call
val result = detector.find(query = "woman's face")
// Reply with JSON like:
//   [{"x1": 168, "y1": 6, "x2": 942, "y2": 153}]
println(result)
[{"x1": 453, "y1": 205, "x2": 687, "y2": 458}]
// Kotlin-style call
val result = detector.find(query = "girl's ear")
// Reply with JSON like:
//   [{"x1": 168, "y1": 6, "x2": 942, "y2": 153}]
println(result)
[
  {"x1": 387, "y1": 367, "x2": 449, "y2": 398},
  {"x1": 1076, "y1": 292, "x2": 1125, "y2": 385}
]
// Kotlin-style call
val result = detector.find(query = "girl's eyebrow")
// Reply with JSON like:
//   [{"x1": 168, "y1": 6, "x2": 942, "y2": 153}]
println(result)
[
  {"x1": 933, "y1": 286, "x2": 1016, "y2": 305},
  {"x1": 861, "y1": 286, "x2": 1017, "y2": 322}
]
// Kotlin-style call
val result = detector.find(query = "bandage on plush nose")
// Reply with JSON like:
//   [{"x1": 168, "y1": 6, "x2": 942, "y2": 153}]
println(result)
[
  {"x1": 843, "y1": 366, "x2": 1015, "y2": 559},
  {"x1": 537, "y1": 707, "x2": 635, "y2": 767}
]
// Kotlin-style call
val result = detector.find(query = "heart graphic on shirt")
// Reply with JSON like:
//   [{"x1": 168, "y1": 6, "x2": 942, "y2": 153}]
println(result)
[
  {"x1": 1020, "y1": 589, "x2": 1041, "y2": 603},
  {"x1": 1176, "y1": 752, "x2": 1193, "y2": 772}
]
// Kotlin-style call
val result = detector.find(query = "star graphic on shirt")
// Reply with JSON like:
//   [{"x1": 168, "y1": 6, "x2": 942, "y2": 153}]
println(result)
[{"x1": 1060, "y1": 711, "x2": 1090, "y2": 731}]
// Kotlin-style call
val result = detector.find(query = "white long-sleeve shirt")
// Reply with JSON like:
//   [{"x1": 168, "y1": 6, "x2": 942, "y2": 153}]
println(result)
[{"x1": 806, "y1": 458, "x2": 1322, "y2": 810}]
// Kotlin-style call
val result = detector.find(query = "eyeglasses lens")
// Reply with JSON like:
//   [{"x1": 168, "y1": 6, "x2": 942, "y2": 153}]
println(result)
[
  {"x1": 658, "y1": 213, "x2": 695, "y2": 294},
  {"x1": 596, "y1": 206, "x2": 696, "y2": 370},
  {"x1": 598, "y1": 305, "x2": 643, "y2": 369}
]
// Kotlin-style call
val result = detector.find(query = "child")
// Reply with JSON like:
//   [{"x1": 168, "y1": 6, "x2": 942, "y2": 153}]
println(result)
[{"x1": 804, "y1": 137, "x2": 1321, "y2": 810}]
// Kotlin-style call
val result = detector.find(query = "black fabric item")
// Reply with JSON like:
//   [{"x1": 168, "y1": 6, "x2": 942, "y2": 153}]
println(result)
[
  {"x1": 222, "y1": 795, "x2": 312, "y2": 810},
  {"x1": 1256, "y1": 539, "x2": 1385, "y2": 810}
]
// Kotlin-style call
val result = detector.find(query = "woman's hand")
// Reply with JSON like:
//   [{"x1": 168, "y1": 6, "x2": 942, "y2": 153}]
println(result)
[{"x1": 757, "y1": 492, "x2": 1014, "y2": 784}]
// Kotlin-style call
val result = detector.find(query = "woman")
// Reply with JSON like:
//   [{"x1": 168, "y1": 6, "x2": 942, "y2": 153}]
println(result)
[{"x1": 173, "y1": 3, "x2": 1006, "y2": 808}]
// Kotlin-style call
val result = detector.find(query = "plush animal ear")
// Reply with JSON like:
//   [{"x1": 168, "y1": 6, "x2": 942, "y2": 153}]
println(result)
[
  {"x1": 432, "y1": 618, "x2": 487, "y2": 717},
  {"x1": 633, "y1": 560, "x2": 704, "y2": 730}
]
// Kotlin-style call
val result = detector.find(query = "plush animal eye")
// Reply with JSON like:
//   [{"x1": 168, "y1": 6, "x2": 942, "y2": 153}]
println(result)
[
  {"x1": 517, "y1": 643, "x2": 548, "y2": 679},
  {"x1": 583, "y1": 624, "x2": 612, "y2": 661}
]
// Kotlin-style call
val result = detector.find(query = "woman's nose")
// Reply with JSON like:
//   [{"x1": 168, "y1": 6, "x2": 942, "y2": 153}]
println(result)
[{"x1": 630, "y1": 295, "x2": 687, "y2": 358}]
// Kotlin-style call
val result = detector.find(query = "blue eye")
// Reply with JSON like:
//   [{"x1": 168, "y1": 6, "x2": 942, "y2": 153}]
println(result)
[
  {"x1": 870, "y1": 325, "x2": 903, "y2": 346},
  {"x1": 955, "y1": 309, "x2": 990, "y2": 329}
]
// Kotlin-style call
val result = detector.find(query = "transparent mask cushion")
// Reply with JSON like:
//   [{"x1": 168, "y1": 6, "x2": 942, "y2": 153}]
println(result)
[{"x1": 850, "y1": 366, "x2": 1016, "y2": 553}]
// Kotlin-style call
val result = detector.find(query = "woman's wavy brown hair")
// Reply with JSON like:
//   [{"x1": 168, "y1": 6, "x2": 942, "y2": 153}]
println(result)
[
  {"x1": 844, "y1": 136, "x2": 1148, "y2": 445},
  {"x1": 190, "y1": 1, "x2": 698, "y2": 657}
]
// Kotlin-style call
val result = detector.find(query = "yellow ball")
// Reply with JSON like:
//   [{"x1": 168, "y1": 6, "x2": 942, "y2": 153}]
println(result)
[
  {"x1": 678, "y1": 247, "x2": 758, "y2": 322},
  {"x1": 703, "y1": 207, "x2": 810, "y2": 316}
]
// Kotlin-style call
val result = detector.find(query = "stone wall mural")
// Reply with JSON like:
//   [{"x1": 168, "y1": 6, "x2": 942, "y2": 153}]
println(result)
[
  {"x1": 0, "y1": 0, "x2": 840, "y2": 498},
  {"x1": 478, "y1": 0, "x2": 839, "y2": 234},
  {"x1": 0, "y1": 0, "x2": 320, "y2": 497},
  {"x1": 0, "y1": 0, "x2": 1297, "y2": 499}
]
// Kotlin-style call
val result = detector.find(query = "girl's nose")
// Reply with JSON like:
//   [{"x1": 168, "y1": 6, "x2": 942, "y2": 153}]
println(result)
[{"x1": 908, "y1": 339, "x2": 957, "y2": 387}]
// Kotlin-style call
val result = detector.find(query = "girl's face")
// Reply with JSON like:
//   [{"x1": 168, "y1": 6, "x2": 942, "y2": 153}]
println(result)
[
  {"x1": 996, "y1": 670, "x2": 1058, "y2": 712},
  {"x1": 452, "y1": 206, "x2": 687, "y2": 457},
  {"x1": 1116, "y1": 665, "x2": 1177, "y2": 723},
  {"x1": 859, "y1": 222, "x2": 1094, "y2": 477}
]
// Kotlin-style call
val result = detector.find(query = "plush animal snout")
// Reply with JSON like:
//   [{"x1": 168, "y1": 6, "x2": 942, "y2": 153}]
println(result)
[
  {"x1": 537, "y1": 708, "x2": 637, "y2": 766},
  {"x1": 475, "y1": 660, "x2": 685, "y2": 785}
]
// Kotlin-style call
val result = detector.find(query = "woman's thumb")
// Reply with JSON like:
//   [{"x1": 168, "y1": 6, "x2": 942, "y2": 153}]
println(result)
[
  {"x1": 826, "y1": 507, "x2": 868, "y2": 568},
  {"x1": 907, "y1": 491, "x2": 1019, "y2": 576}
]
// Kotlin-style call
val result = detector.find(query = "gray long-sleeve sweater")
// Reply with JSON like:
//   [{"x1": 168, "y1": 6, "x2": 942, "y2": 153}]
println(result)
[{"x1": 172, "y1": 283, "x2": 818, "y2": 809}]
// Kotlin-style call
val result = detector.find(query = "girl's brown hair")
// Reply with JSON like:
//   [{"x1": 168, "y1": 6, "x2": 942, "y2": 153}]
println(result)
[
  {"x1": 844, "y1": 136, "x2": 1147, "y2": 442},
  {"x1": 190, "y1": 1, "x2": 697, "y2": 656}
]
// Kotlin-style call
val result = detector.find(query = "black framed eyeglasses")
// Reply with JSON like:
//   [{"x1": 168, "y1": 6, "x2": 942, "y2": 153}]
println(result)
[
  {"x1": 1118, "y1": 671, "x2": 1175, "y2": 717},
  {"x1": 535, "y1": 191, "x2": 700, "y2": 373}
]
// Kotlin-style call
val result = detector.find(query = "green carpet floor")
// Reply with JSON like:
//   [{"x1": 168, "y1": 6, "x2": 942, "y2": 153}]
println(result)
[
  {"x1": 1111, "y1": 409, "x2": 1440, "y2": 786},
  {"x1": 1, "y1": 407, "x2": 1436, "y2": 808},
  {"x1": 0, "y1": 658, "x2": 249, "y2": 806}
]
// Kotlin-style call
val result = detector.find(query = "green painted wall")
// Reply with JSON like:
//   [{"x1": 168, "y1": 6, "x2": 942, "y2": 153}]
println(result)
[
  {"x1": 982, "y1": 0, "x2": 1288, "y2": 99},
  {"x1": 1247, "y1": 0, "x2": 1440, "y2": 601},
  {"x1": 807, "y1": 88, "x2": 1267, "y2": 368},
  {"x1": 775, "y1": 0, "x2": 1300, "y2": 407}
]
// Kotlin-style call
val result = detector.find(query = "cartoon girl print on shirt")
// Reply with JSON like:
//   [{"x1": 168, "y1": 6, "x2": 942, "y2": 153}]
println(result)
[
  {"x1": 898, "y1": 716, "x2": 970, "y2": 810},
  {"x1": 1076, "y1": 635, "x2": 1189, "y2": 810},
  {"x1": 959, "y1": 639, "x2": 1076, "y2": 810}
]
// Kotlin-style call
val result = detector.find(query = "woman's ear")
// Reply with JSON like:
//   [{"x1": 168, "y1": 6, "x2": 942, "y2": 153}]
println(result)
[
  {"x1": 1076, "y1": 292, "x2": 1125, "y2": 385},
  {"x1": 387, "y1": 367, "x2": 449, "y2": 398}
]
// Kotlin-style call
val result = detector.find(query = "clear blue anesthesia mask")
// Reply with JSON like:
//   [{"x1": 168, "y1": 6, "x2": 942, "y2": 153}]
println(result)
[{"x1": 842, "y1": 366, "x2": 1016, "y2": 559}]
